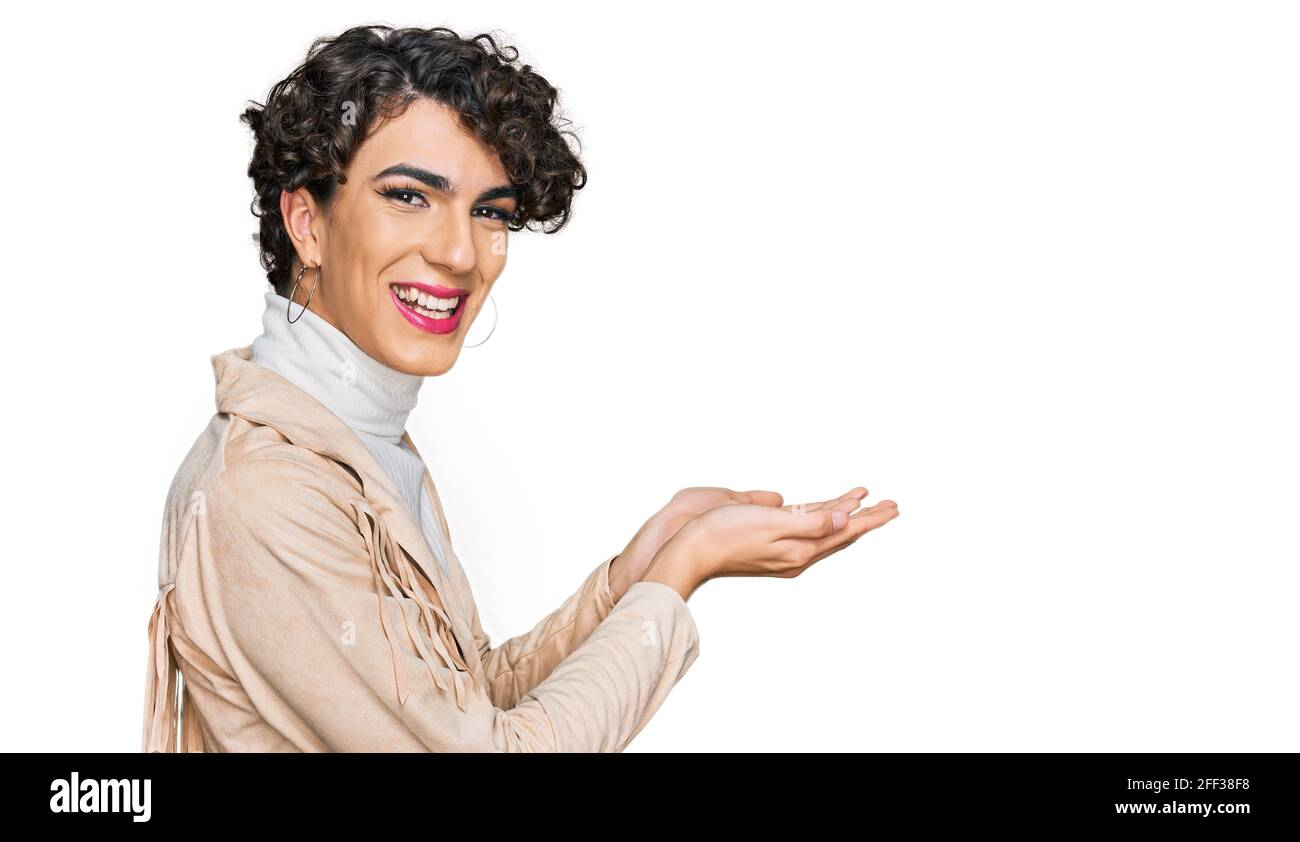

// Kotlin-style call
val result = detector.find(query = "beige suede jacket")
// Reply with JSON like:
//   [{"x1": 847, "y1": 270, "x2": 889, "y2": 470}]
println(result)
[{"x1": 143, "y1": 345, "x2": 700, "y2": 752}]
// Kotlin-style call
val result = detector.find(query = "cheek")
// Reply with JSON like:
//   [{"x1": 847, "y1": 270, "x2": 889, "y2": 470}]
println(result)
[
  {"x1": 478, "y1": 229, "x2": 509, "y2": 273},
  {"x1": 334, "y1": 207, "x2": 416, "y2": 267},
  {"x1": 486, "y1": 228, "x2": 510, "y2": 260}
]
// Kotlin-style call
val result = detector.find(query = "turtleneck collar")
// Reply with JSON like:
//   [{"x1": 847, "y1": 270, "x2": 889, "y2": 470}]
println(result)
[{"x1": 249, "y1": 290, "x2": 423, "y2": 444}]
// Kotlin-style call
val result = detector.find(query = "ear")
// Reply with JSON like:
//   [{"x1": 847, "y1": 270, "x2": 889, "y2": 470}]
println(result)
[{"x1": 279, "y1": 187, "x2": 325, "y2": 270}]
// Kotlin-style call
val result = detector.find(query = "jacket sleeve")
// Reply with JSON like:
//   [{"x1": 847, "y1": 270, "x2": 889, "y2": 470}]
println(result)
[
  {"x1": 437, "y1": 501, "x2": 623, "y2": 708},
  {"x1": 197, "y1": 451, "x2": 700, "y2": 752},
  {"x1": 420, "y1": 470, "x2": 625, "y2": 708}
]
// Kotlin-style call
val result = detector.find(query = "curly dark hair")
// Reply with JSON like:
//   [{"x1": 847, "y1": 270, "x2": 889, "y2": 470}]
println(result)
[{"x1": 240, "y1": 24, "x2": 587, "y2": 296}]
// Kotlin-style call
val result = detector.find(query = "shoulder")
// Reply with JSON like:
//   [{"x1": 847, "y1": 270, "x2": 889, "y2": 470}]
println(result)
[
  {"x1": 161, "y1": 412, "x2": 364, "y2": 554},
  {"x1": 166, "y1": 413, "x2": 356, "y2": 512},
  {"x1": 188, "y1": 422, "x2": 374, "y2": 590},
  {"x1": 163, "y1": 416, "x2": 372, "y2": 643},
  {"x1": 206, "y1": 420, "x2": 361, "y2": 523}
]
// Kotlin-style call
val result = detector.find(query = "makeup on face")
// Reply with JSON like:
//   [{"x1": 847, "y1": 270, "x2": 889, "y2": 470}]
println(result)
[
  {"x1": 389, "y1": 281, "x2": 470, "y2": 335},
  {"x1": 309, "y1": 99, "x2": 520, "y2": 373}
]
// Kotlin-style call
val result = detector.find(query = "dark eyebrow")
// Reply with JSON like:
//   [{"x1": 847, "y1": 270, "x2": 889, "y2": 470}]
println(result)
[{"x1": 372, "y1": 164, "x2": 520, "y2": 205}]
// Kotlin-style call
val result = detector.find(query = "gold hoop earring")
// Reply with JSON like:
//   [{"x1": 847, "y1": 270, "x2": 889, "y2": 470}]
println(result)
[{"x1": 287, "y1": 263, "x2": 320, "y2": 324}]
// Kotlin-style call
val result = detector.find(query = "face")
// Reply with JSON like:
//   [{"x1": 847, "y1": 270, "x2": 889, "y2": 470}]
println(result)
[{"x1": 280, "y1": 97, "x2": 517, "y2": 376}]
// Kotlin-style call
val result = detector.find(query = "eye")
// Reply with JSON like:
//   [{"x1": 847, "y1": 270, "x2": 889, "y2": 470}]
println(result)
[
  {"x1": 377, "y1": 183, "x2": 430, "y2": 208},
  {"x1": 473, "y1": 205, "x2": 512, "y2": 223}
]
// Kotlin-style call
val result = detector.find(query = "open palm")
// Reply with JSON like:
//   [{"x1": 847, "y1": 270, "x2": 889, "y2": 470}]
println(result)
[{"x1": 612, "y1": 485, "x2": 872, "y2": 597}]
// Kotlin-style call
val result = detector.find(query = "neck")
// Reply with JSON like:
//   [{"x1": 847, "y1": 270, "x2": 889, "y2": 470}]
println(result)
[{"x1": 249, "y1": 290, "x2": 423, "y2": 443}]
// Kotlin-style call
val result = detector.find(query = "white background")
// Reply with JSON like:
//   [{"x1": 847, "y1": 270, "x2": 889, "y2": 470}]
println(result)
[{"x1": 1, "y1": 1, "x2": 1296, "y2": 751}]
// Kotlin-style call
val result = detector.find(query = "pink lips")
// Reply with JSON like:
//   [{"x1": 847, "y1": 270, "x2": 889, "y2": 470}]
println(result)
[{"x1": 389, "y1": 281, "x2": 469, "y2": 335}]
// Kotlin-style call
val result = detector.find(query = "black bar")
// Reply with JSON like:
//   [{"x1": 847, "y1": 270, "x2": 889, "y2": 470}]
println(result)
[{"x1": 3, "y1": 752, "x2": 1294, "y2": 829}]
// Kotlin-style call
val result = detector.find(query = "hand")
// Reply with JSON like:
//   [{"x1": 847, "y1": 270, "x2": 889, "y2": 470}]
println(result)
[
  {"x1": 641, "y1": 489, "x2": 900, "y2": 601},
  {"x1": 609, "y1": 487, "x2": 793, "y2": 600}
]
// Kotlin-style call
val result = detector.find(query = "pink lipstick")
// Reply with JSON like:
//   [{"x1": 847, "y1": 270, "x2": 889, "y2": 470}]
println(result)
[{"x1": 389, "y1": 281, "x2": 469, "y2": 335}]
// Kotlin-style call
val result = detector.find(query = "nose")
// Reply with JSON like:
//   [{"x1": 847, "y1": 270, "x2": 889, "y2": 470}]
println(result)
[{"x1": 419, "y1": 204, "x2": 477, "y2": 277}]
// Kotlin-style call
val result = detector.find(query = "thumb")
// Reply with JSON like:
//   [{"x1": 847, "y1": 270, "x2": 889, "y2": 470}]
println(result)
[{"x1": 781, "y1": 507, "x2": 847, "y2": 539}]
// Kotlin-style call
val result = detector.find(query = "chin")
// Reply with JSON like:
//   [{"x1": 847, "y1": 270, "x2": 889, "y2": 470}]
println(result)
[
  {"x1": 417, "y1": 357, "x2": 458, "y2": 377},
  {"x1": 385, "y1": 343, "x2": 459, "y2": 377}
]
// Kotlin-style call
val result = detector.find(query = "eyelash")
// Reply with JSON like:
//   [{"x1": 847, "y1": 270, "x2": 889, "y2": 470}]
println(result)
[{"x1": 377, "y1": 183, "x2": 512, "y2": 222}]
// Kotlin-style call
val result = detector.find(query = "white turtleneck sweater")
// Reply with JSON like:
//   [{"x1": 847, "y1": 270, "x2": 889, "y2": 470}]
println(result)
[{"x1": 248, "y1": 290, "x2": 450, "y2": 577}]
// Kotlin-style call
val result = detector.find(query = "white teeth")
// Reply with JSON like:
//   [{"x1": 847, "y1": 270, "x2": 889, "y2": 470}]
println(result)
[
  {"x1": 395, "y1": 285, "x2": 463, "y2": 319},
  {"x1": 394, "y1": 285, "x2": 462, "y2": 313}
]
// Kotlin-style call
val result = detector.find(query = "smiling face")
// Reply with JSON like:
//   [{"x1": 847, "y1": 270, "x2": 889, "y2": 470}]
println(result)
[{"x1": 279, "y1": 97, "x2": 518, "y2": 376}]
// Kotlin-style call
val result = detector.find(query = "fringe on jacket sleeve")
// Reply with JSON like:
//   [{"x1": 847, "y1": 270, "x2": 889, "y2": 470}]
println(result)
[{"x1": 350, "y1": 498, "x2": 473, "y2": 713}]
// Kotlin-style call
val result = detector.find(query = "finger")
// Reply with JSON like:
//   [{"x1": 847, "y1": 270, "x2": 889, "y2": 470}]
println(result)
[
  {"x1": 781, "y1": 497, "x2": 852, "y2": 516},
  {"x1": 734, "y1": 489, "x2": 784, "y2": 507},
  {"x1": 851, "y1": 499, "x2": 898, "y2": 518},
  {"x1": 771, "y1": 507, "x2": 850, "y2": 540},
  {"x1": 806, "y1": 504, "x2": 889, "y2": 561},
  {"x1": 810, "y1": 496, "x2": 867, "y2": 518},
  {"x1": 832, "y1": 496, "x2": 867, "y2": 513},
  {"x1": 782, "y1": 486, "x2": 869, "y2": 514},
  {"x1": 770, "y1": 504, "x2": 899, "y2": 566},
  {"x1": 813, "y1": 502, "x2": 900, "y2": 554}
]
